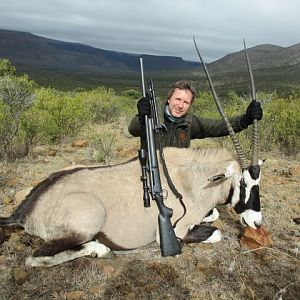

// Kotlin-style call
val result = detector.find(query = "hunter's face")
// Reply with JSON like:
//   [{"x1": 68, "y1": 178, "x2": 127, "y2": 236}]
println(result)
[{"x1": 167, "y1": 88, "x2": 193, "y2": 118}]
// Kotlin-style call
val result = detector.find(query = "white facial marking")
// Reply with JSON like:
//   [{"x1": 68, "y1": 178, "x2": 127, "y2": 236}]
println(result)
[
  {"x1": 240, "y1": 210, "x2": 262, "y2": 229},
  {"x1": 225, "y1": 163, "x2": 235, "y2": 178},
  {"x1": 231, "y1": 173, "x2": 242, "y2": 207},
  {"x1": 242, "y1": 169, "x2": 261, "y2": 204},
  {"x1": 230, "y1": 168, "x2": 262, "y2": 228}
]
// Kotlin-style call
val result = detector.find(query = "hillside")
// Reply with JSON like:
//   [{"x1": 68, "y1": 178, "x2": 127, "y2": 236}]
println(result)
[
  {"x1": 0, "y1": 29, "x2": 198, "y2": 74},
  {"x1": 0, "y1": 29, "x2": 299, "y2": 96},
  {"x1": 209, "y1": 43, "x2": 300, "y2": 73}
]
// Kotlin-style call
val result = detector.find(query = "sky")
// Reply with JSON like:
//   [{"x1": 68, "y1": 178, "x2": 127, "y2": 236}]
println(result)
[{"x1": 0, "y1": 0, "x2": 299, "y2": 62}]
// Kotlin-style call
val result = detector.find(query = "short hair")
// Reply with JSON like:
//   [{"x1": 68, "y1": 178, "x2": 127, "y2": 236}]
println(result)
[{"x1": 167, "y1": 80, "x2": 196, "y2": 102}]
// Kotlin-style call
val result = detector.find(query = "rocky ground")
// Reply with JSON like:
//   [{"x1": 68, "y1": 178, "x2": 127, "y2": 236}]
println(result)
[{"x1": 0, "y1": 131, "x2": 299, "y2": 299}]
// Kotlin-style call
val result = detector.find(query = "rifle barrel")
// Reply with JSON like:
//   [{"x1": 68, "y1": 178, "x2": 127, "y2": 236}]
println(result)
[{"x1": 139, "y1": 58, "x2": 146, "y2": 97}]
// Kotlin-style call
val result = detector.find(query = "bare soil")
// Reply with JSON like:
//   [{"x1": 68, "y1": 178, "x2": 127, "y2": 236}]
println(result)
[{"x1": 0, "y1": 129, "x2": 299, "y2": 300}]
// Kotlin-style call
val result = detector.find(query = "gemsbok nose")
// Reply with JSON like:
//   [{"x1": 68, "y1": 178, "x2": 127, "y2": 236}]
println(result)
[{"x1": 254, "y1": 221, "x2": 262, "y2": 228}]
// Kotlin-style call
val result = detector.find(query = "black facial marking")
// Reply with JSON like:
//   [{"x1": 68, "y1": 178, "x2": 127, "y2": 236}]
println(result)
[
  {"x1": 234, "y1": 184, "x2": 261, "y2": 214},
  {"x1": 226, "y1": 186, "x2": 234, "y2": 204},
  {"x1": 249, "y1": 165, "x2": 261, "y2": 180}
]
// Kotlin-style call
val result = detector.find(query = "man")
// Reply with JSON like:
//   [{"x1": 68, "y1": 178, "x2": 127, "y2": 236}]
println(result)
[{"x1": 128, "y1": 80, "x2": 262, "y2": 148}]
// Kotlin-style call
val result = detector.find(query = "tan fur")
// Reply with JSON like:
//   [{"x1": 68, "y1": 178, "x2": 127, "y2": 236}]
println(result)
[{"x1": 21, "y1": 147, "x2": 241, "y2": 250}]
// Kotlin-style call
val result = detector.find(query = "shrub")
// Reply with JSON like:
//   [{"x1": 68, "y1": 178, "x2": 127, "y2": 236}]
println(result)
[
  {"x1": 82, "y1": 87, "x2": 119, "y2": 123},
  {"x1": 191, "y1": 91, "x2": 219, "y2": 119},
  {"x1": 89, "y1": 128, "x2": 116, "y2": 164},
  {"x1": 261, "y1": 96, "x2": 299, "y2": 155},
  {"x1": 79, "y1": 87, "x2": 137, "y2": 124},
  {"x1": 0, "y1": 74, "x2": 36, "y2": 159},
  {"x1": 25, "y1": 87, "x2": 89, "y2": 143}
]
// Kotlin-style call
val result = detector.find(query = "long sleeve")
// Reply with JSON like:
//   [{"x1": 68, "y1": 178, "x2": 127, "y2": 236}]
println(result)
[
  {"x1": 190, "y1": 114, "x2": 246, "y2": 139},
  {"x1": 128, "y1": 115, "x2": 143, "y2": 137}
]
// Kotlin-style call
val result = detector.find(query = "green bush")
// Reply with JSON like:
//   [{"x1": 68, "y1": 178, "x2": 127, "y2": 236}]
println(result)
[
  {"x1": 191, "y1": 91, "x2": 219, "y2": 119},
  {"x1": 24, "y1": 87, "x2": 89, "y2": 143},
  {"x1": 81, "y1": 87, "x2": 119, "y2": 123},
  {"x1": 0, "y1": 74, "x2": 36, "y2": 159},
  {"x1": 116, "y1": 94, "x2": 137, "y2": 120},
  {"x1": 261, "y1": 96, "x2": 299, "y2": 154},
  {"x1": 89, "y1": 128, "x2": 117, "y2": 164},
  {"x1": 20, "y1": 86, "x2": 136, "y2": 146}
]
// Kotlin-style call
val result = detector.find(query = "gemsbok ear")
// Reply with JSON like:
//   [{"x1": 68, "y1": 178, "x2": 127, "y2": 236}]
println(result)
[{"x1": 207, "y1": 162, "x2": 236, "y2": 183}]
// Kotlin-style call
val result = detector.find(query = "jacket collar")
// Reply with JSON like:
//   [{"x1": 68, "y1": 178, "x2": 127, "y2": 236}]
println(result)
[{"x1": 163, "y1": 104, "x2": 192, "y2": 124}]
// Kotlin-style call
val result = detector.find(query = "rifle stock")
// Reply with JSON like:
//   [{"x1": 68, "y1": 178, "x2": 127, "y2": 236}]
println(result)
[
  {"x1": 139, "y1": 58, "x2": 181, "y2": 257},
  {"x1": 156, "y1": 194, "x2": 182, "y2": 256}
]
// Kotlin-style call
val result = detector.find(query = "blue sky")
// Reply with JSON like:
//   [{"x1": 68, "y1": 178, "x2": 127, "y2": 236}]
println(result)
[{"x1": 0, "y1": 0, "x2": 299, "y2": 62}]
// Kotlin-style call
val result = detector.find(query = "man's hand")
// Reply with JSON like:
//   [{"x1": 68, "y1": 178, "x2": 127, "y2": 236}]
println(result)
[
  {"x1": 137, "y1": 95, "x2": 151, "y2": 126},
  {"x1": 240, "y1": 101, "x2": 263, "y2": 128},
  {"x1": 137, "y1": 95, "x2": 151, "y2": 116}
]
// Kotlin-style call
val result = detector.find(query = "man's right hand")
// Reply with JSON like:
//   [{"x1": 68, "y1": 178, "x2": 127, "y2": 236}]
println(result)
[{"x1": 137, "y1": 95, "x2": 151, "y2": 116}]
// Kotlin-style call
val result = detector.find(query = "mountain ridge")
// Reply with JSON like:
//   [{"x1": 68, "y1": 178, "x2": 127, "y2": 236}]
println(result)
[
  {"x1": 208, "y1": 42, "x2": 300, "y2": 74},
  {"x1": 0, "y1": 29, "x2": 299, "y2": 95},
  {"x1": 0, "y1": 29, "x2": 198, "y2": 73}
]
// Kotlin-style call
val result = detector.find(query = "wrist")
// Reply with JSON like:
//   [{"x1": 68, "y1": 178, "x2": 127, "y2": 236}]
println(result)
[
  {"x1": 240, "y1": 115, "x2": 250, "y2": 128},
  {"x1": 138, "y1": 115, "x2": 146, "y2": 127}
]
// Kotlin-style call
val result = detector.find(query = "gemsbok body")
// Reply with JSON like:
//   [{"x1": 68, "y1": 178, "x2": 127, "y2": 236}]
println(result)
[{"x1": 0, "y1": 147, "x2": 262, "y2": 267}]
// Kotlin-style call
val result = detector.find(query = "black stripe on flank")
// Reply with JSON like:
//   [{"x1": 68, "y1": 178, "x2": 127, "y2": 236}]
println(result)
[{"x1": 9, "y1": 156, "x2": 139, "y2": 224}]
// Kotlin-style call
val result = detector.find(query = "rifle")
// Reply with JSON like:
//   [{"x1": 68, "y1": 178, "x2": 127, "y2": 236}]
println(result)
[{"x1": 138, "y1": 58, "x2": 181, "y2": 257}]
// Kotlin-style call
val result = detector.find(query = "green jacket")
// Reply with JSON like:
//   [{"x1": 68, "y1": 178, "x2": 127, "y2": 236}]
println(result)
[{"x1": 128, "y1": 105, "x2": 247, "y2": 148}]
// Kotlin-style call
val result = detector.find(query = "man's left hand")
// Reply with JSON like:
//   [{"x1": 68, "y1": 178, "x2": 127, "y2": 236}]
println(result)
[{"x1": 240, "y1": 101, "x2": 263, "y2": 128}]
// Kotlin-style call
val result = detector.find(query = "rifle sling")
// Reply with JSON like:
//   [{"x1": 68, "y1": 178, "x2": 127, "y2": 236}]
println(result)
[{"x1": 158, "y1": 133, "x2": 186, "y2": 228}]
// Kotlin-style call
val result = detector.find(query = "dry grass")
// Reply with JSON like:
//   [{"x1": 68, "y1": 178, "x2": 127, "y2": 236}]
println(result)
[{"x1": 0, "y1": 124, "x2": 299, "y2": 299}]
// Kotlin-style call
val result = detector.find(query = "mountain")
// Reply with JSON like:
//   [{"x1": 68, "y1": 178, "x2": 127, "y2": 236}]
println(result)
[
  {"x1": 0, "y1": 29, "x2": 299, "y2": 95},
  {"x1": 0, "y1": 29, "x2": 198, "y2": 74},
  {"x1": 208, "y1": 43, "x2": 300, "y2": 73},
  {"x1": 205, "y1": 43, "x2": 300, "y2": 96}
]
